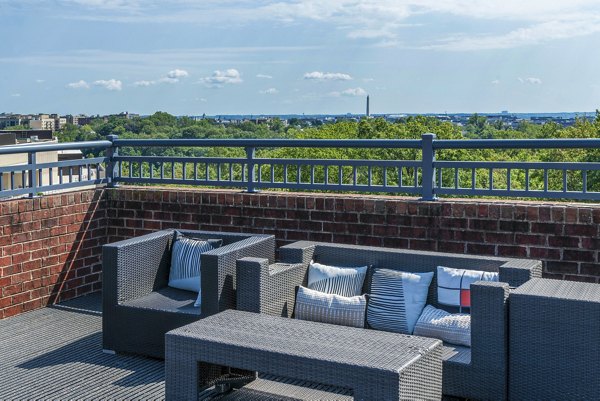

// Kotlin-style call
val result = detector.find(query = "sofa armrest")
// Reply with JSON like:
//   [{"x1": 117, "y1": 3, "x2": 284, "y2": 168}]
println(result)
[
  {"x1": 278, "y1": 241, "x2": 316, "y2": 265},
  {"x1": 201, "y1": 235, "x2": 275, "y2": 316},
  {"x1": 236, "y1": 257, "x2": 307, "y2": 317},
  {"x1": 499, "y1": 259, "x2": 542, "y2": 288},
  {"x1": 470, "y1": 281, "x2": 509, "y2": 375},
  {"x1": 102, "y1": 230, "x2": 174, "y2": 305}
]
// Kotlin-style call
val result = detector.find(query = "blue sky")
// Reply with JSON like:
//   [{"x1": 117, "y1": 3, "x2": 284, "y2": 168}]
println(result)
[{"x1": 1, "y1": 0, "x2": 600, "y2": 115}]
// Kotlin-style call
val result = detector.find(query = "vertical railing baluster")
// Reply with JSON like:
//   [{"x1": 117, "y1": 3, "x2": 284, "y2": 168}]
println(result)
[
  {"x1": 171, "y1": 162, "x2": 175, "y2": 180},
  {"x1": 245, "y1": 146, "x2": 256, "y2": 192},
  {"x1": 297, "y1": 165, "x2": 301, "y2": 185},
  {"x1": 507, "y1": 168, "x2": 511, "y2": 191},
  {"x1": 324, "y1": 165, "x2": 329, "y2": 185},
  {"x1": 49, "y1": 168, "x2": 53, "y2": 186},
  {"x1": 562, "y1": 169, "x2": 567, "y2": 192},
  {"x1": 583, "y1": 170, "x2": 588, "y2": 193},
  {"x1": 271, "y1": 164, "x2": 275, "y2": 184},
  {"x1": 138, "y1": 161, "x2": 142, "y2": 179},
  {"x1": 420, "y1": 133, "x2": 436, "y2": 200},
  {"x1": 128, "y1": 162, "x2": 132, "y2": 178},
  {"x1": 59, "y1": 168, "x2": 63, "y2": 184},
  {"x1": 437, "y1": 168, "x2": 443, "y2": 189},
  {"x1": 310, "y1": 165, "x2": 315, "y2": 185},
  {"x1": 454, "y1": 168, "x2": 459, "y2": 189},
  {"x1": 544, "y1": 170, "x2": 548, "y2": 192},
  {"x1": 471, "y1": 168, "x2": 476, "y2": 190},
  {"x1": 230, "y1": 163, "x2": 234, "y2": 182},
  {"x1": 256, "y1": 164, "x2": 260, "y2": 183},
  {"x1": 160, "y1": 162, "x2": 165, "y2": 180},
  {"x1": 69, "y1": 167, "x2": 73, "y2": 183},
  {"x1": 205, "y1": 163, "x2": 209, "y2": 181},
  {"x1": 107, "y1": 134, "x2": 119, "y2": 188},
  {"x1": 28, "y1": 152, "x2": 37, "y2": 198},
  {"x1": 87, "y1": 164, "x2": 91, "y2": 182},
  {"x1": 183, "y1": 162, "x2": 187, "y2": 180},
  {"x1": 368, "y1": 166, "x2": 372, "y2": 187},
  {"x1": 352, "y1": 166, "x2": 357, "y2": 186},
  {"x1": 525, "y1": 169, "x2": 529, "y2": 192},
  {"x1": 338, "y1": 165, "x2": 343, "y2": 186},
  {"x1": 194, "y1": 163, "x2": 198, "y2": 181},
  {"x1": 488, "y1": 169, "x2": 493, "y2": 191},
  {"x1": 284, "y1": 164, "x2": 288, "y2": 184},
  {"x1": 399, "y1": 167, "x2": 403, "y2": 188},
  {"x1": 11, "y1": 171, "x2": 15, "y2": 190}
]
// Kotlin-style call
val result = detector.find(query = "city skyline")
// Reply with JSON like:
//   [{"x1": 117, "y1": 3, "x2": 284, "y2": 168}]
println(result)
[{"x1": 1, "y1": 1, "x2": 600, "y2": 115}]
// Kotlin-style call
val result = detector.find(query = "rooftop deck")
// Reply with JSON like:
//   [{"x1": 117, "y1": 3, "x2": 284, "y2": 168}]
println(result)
[{"x1": 0, "y1": 293, "x2": 165, "y2": 400}]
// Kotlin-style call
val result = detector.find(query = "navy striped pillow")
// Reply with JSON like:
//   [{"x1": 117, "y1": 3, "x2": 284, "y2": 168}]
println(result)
[
  {"x1": 367, "y1": 268, "x2": 434, "y2": 335},
  {"x1": 168, "y1": 236, "x2": 214, "y2": 307},
  {"x1": 307, "y1": 261, "x2": 367, "y2": 297}
]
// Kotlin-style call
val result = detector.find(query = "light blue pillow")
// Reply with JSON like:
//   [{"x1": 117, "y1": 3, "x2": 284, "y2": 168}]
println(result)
[
  {"x1": 169, "y1": 235, "x2": 214, "y2": 307},
  {"x1": 367, "y1": 268, "x2": 434, "y2": 335}
]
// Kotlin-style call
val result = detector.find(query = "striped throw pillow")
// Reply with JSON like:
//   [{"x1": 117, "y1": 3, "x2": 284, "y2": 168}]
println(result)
[
  {"x1": 294, "y1": 286, "x2": 367, "y2": 328},
  {"x1": 367, "y1": 268, "x2": 434, "y2": 335},
  {"x1": 307, "y1": 261, "x2": 368, "y2": 297},
  {"x1": 414, "y1": 305, "x2": 471, "y2": 347},
  {"x1": 168, "y1": 236, "x2": 214, "y2": 307}
]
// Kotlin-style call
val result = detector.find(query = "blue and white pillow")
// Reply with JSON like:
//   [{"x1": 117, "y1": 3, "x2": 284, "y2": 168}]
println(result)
[
  {"x1": 414, "y1": 305, "x2": 471, "y2": 347},
  {"x1": 367, "y1": 268, "x2": 434, "y2": 335},
  {"x1": 169, "y1": 235, "x2": 214, "y2": 307},
  {"x1": 437, "y1": 266, "x2": 499, "y2": 312},
  {"x1": 307, "y1": 261, "x2": 368, "y2": 297},
  {"x1": 294, "y1": 286, "x2": 367, "y2": 328}
]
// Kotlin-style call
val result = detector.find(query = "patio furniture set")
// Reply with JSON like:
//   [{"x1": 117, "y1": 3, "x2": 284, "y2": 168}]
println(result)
[{"x1": 102, "y1": 229, "x2": 599, "y2": 401}]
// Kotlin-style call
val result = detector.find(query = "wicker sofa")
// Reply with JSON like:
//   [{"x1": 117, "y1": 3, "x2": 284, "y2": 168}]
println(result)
[
  {"x1": 236, "y1": 241, "x2": 541, "y2": 401},
  {"x1": 102, "y1": 229, "x2": 275, "y2": 359}
]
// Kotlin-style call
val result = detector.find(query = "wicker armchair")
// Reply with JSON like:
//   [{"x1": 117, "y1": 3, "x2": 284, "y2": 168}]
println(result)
[
  {"x1": 236, "y1": 241, "x2": 541, "y2": 401},
  {"x1": 102, "y1": 229, "x2": 275, "y2": 358}
]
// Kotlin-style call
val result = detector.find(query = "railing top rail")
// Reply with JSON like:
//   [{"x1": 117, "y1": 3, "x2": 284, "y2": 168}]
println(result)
[
  {"x1": 112, "y1": 138, "x2": 423, "y2": 149},
  {"x1": 434, "y1": 138, "x2": 600, "y2": 150},
  {"x1": 0, "y1": 140, "x2": 112, "y2": 155}
]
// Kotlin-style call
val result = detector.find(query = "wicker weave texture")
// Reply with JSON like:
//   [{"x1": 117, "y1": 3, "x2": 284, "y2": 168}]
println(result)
[
  {"x1": 509, "y1": 278, "x2": 600, "y2": 401},
  {"x1": 166, "y1": 310, "x2": 443, "y2": 401},
  {"x1": 102, "y1": 229, "x2": 275, "y2": 358},
  {"x1": 236, "y1": 241, "x2": 537, "y2": 400}
]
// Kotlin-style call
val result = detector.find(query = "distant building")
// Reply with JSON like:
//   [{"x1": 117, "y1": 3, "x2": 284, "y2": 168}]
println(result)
[
  {"x1": 0, "y1": 114, "x2": 30, "y2": 129},
  {"x1": 30, "y1": 114, "x2": 56, "y2": 131}
]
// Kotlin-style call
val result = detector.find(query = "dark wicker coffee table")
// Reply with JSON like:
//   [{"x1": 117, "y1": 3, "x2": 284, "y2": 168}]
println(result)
[{"x1": 165, "y1": 310, "x2": 443, "y2": 401}]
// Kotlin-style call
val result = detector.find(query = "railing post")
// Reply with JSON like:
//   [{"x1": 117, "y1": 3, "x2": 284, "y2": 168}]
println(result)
[
  {"x1": 28, "y1": 152, "x2": 37, "y2": 198},
  {"x1": 245, "y1": 146, "x2": 257, "y2": 193},
  {"x1": 107, "y1": 135, "x2": 119, "y2": 188},
  {"x1": 420, "y1": 133, "x2": 437, "y2": 201}
]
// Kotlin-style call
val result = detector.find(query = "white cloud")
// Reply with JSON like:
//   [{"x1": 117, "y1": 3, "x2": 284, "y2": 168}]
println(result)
[
  {"x1": 167, "y1": 68, "x2": 189, "y2": 79},
  {"x1": 259, "y1": 88, "x2": 279, "y2": 95},
  {"x1": 518, "y1": 77, "x2": 542, "y2": 84},
  {"x1": 491, "y1": 79, "x2": 501, "y2": 85},
  {"x1": 35, "y1": 79, "x2": 45, "y2": 83},
  {"x1": 256, "y1": 74, "x2": 273, "y2": 79},
  {"x1": 132, "y1": 80, "x2": 153, "y2": 87},
  {"x1": 199, "y1": 69, "x2": 242, "y2": 87},
  {"x1": 330, "y1": 87, "x2": 367, "y2": 97},
  {"x1": 10, "y1": 93, "x2": 21, "y2": 97},
  {"x1": 93, "y1": 79, "x2": 122, "y2": 91},
  {"x1": 304, "y1": 71, "x2": 352, "y2": 81},
  {"x1": 67, "y1": 79, "x2": 90, "y2": 89},
  {"x1": 133, "y1": 69, "x2": 188, "y2": 87}
]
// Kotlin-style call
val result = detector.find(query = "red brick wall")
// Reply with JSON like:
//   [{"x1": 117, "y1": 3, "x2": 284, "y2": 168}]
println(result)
[
  {"x1": 0, "y1": 189, "x2": 106, "y2": 319},
  {"x1": 107, "y1": 187, "x2": 599, "y2": 283},
  {"x1": 2, "y1": 186, "x2": 598, "y2": 319}
]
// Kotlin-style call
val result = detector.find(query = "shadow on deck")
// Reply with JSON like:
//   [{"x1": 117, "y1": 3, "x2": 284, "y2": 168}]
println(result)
[{"x1": 0, "y1": 293, "x2": 165, "y2": 400}]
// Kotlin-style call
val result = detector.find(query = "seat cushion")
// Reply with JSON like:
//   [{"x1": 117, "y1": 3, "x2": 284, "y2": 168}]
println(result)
[
  {"x1": 441, "y1": 344, "x2": 471, "y2": 365},
  {"x1": 121, "y1": 287, "x2": 202, "y2": 316},
  {"x1": 414, "y1": 305, "x2": 471, "y2": 347}
]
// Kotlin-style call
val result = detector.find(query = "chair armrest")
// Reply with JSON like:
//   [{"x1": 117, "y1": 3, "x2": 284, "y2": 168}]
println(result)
[
  {"x1": 236, "y1": 257, "x2": 307, "y2": 317},
  {"x1": 102, "y1": 230, "x2": 174, "y2": 304},
  {"x1": 201, "y1": 235, "x2": 276, "y2": 316},
  {"x1": 499, "y1": 259, "x2": 542, "y2": 288},
  {"x1": 278, "y1": 241, "x2": 316, "y2": 265},
  {"x1": 470, "y1": 281, "x2": 509, "y2": 372}
]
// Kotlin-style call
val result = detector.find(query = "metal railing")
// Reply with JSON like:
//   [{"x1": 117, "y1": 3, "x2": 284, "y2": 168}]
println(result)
[
  {"x1": 0, "y1": 141, "x2": 111, "y2": 198},
  {"x1": 2, "y1": 133, "x2": 600, "y2": 201}
]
